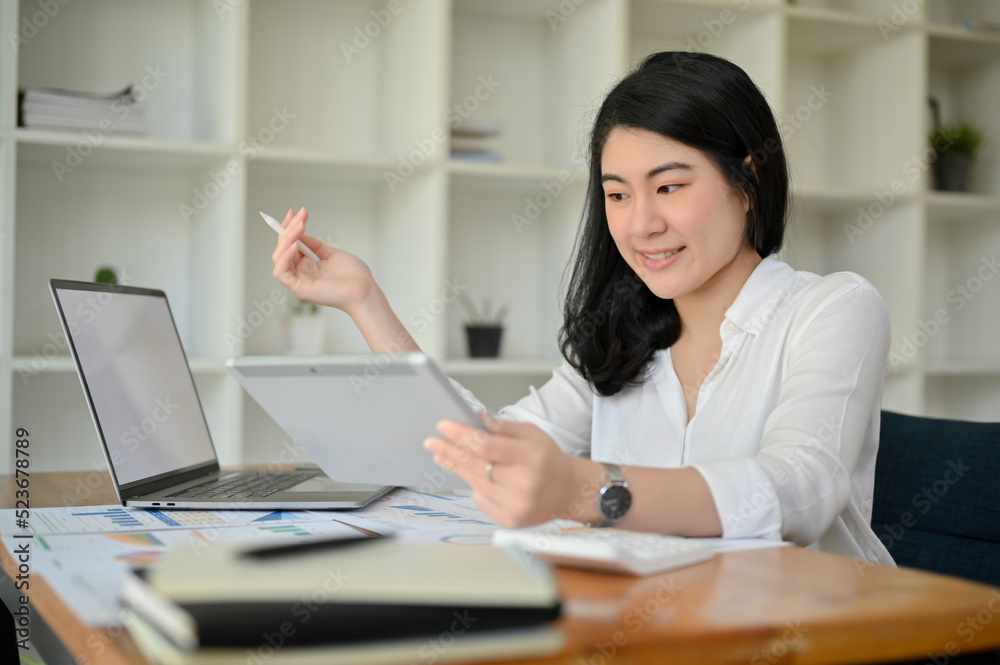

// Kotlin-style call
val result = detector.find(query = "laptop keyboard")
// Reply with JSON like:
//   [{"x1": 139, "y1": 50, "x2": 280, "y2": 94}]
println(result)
[{"x1": 169, "y1": 471, "x2": 318, "y2": 499}]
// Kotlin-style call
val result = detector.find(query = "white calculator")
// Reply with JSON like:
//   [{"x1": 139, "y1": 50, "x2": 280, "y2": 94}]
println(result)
[{"x1": 492, "y1": 524, "x2": 716, "y2": 576}]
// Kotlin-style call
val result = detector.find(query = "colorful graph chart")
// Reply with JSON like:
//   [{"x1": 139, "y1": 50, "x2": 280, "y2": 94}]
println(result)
[
  {"x1": 146, "y1": 510, "x2": 230, "y2": 527},
  {"x1": 107, "y1": 532, "x2": 165, "y2": 547},
  {"x1": 116, "y1": 551, "x2": 164, "y2": 566}
]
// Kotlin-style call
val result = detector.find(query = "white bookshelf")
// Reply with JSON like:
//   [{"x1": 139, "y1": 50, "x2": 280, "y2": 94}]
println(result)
[{"x1": 2, "y1": 0, "x2": 999, "y2": 474}]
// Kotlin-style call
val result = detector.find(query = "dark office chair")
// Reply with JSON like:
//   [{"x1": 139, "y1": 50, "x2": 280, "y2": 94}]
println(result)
[{"x1": 873, "y1": 410, "x2": 1000, "y2": 665}]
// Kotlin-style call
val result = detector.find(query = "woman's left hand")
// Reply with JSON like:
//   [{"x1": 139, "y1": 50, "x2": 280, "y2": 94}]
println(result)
[{"x1": 424, "y1": 417, "x2": 600, "y2": 528}]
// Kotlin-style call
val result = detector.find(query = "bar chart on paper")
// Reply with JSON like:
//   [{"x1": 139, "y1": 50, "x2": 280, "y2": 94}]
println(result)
[
  {"x1": 72, "y1": 507, "x2": 145, "y2": 530},
  {"x1": 330, "y1": 488, "x2": 497, "y2": 544},
  {"x1": 27, "y1": 506, "x2": 240, "y2": 533},
  {"x1": 3, "y1": 505, "x2": 336, "y2": 535}
]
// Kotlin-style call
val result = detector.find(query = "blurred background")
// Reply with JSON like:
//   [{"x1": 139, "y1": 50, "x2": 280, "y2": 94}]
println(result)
[{"x1": 1, "y1": 0, "x2": 998, "y2": 473}]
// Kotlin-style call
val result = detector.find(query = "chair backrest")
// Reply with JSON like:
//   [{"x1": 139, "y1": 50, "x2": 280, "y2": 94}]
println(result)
[{"x1": 873, "y1": 410, "x2": 1000, "y2": 588}]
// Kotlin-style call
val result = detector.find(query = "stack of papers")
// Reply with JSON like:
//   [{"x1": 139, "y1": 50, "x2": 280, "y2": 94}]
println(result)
[{"x1": 18, "y1": 85, "x2": 147, "y2": 133}]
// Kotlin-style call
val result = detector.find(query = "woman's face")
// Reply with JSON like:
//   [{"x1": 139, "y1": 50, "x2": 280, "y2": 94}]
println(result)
[{"x1": 601, "y1": 126, "x2": 754, "y2": 303}]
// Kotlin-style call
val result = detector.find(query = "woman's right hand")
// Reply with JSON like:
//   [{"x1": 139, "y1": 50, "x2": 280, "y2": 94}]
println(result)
[{"x1": 270, "y1": 207, "x2": 375, "y2": 317}]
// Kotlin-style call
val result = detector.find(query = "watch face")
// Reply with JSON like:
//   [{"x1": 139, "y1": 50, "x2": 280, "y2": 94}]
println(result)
[{"x1": 600, "y1": 484, "x2": 632, "y2": 520}]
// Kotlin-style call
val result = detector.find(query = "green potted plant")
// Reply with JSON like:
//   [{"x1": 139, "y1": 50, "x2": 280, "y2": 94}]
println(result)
[
  {"x1": 458, "y1": 293, "x2": 508, "y2": 358},
  {"x1": 286, "y1": 297, "x2": 324, "y2": 355},
  {"x1": 930, "y1": 120, "x2": 984, "y2": 192},
  {"x1": 93, "y1": 265, "x2": 119, "y2": 284}
]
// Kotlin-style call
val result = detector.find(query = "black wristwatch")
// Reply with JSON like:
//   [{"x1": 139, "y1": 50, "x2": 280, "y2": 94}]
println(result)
[{"x1": 588, "y1": 463, "x2": 632, "y2": 528}]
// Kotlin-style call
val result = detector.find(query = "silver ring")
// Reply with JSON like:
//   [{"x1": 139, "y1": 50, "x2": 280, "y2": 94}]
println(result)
[{"x1": 485, "y1": 463, "x2": 494, "y2": 483}]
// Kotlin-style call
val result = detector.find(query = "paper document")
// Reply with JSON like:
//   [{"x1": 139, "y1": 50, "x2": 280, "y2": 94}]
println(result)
[
  {"x1": 0, "y1": 504, "x2": 332, "y2": 535},
  {"x1": 329, "y1": 488, "x2": 496, "y2": 537}
]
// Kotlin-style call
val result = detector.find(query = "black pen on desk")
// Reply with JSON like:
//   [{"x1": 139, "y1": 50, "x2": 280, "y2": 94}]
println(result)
[{"x1": 242, "y1": 534, "x2": 385, "y2": 560}]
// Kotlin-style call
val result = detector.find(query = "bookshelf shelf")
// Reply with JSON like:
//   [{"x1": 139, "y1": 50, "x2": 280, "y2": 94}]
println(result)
[
  {"x1": 3, "y1": 0, "x2": 1000, "y2": 474},
  {"x1": 925, "y1": 191, "x2": 1000, "y2": 222},
  {"x1": 15, "y1": 130, "x2": 233, "y2": 170},
  {"x1": 248, "y1": 150, "x2": 399, "y2": 184}
]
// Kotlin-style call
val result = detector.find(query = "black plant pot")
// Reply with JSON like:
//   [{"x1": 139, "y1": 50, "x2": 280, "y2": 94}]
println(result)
[
  {"x1": 465, "y1": 325, "x2": 503, "y2": 358},
  {"x1": 933, "y1": 152, "x2": 974, "y2": 192}
]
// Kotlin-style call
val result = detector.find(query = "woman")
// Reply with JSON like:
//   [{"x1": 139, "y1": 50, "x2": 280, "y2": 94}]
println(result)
[{"x1": 272, "y1": 52, "x2": 894, "y2": 565}]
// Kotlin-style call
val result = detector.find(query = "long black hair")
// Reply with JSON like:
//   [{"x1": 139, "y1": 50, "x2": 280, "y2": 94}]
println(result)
[{"x1": 559, "y1": 51, "x2": 789, "y2": 397}]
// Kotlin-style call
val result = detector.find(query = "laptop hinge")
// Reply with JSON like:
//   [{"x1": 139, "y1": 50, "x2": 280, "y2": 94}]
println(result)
[{"x1": 120, "y1": 463, "x2": 221, "y2": 500}]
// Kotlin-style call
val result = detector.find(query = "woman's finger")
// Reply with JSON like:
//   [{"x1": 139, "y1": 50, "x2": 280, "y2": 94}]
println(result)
[
  {"x1": 428, "y1": 429, "x2": 530, "y2": 499},
  {"x1": 297, "y1": 232, "x2": 327, "y2": 260},
  {"x1": 441, "y1": 419, "x2": 545, "y2": 464},
  {"x1": 436, "y1": 420, "x2": 490, "y2": 452},
  {"x1": 282, "y1": 207, "x2": 308, "y2": 228},
  {"x1": 272, "y1": 242, "x2": 302, "y2": 287},
  {"x1": 271, "y1": 215, "x2": 301, "y2": 263},
  {"x1": 272, "y1": 209, "x2": 308, "y2": 260},
  {"x1": 425, "y1": 434, "x2": 479, "y2": 471},
  {"x1": 428, "y1": 440, "x2": 508, "y2": 505},
  {"x1": 439, "y1": 418, "x2": 527, "y2": 458}
]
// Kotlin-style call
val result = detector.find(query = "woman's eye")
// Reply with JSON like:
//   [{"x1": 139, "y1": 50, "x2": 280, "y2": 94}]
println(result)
[
  {"x1": 606, "y1": 192, "x2": 628, "y2": 202},
  {"x1": 659, "y1": 184, "x2": 680, "y2": 194}
]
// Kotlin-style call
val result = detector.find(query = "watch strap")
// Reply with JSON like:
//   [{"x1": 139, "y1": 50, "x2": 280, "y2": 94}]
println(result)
[
  {"x1": 587, "y1": 463, "x2": 629, "y2": 528},
  {"x1": 603, "y1": 462, "x2": 625, "y2": 484}
]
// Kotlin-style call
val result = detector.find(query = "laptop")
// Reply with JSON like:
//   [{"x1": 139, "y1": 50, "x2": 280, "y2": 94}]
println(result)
[{"x1": 48, "y1": 279, "x2": 392, "y2": 510}]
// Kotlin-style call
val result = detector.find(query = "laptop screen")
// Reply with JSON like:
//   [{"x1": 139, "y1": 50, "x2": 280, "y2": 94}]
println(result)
[{"x1": 52, "y1": 282, "x2": 217, "y2": 485}]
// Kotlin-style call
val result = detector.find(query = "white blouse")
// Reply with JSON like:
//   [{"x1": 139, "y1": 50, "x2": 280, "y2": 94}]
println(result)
[{"x1": 456, "y1": 256, "x2": 895, "y2": 565}]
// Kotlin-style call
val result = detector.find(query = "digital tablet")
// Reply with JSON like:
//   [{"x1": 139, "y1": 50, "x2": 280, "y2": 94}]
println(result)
[{"x1": 226, "y1": 353, "x2": 485, "y2": 490}]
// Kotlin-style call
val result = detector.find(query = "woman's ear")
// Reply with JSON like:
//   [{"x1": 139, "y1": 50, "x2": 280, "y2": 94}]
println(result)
[{"x1": 741, "y1": 155, "x2": 756, "y2": 213}]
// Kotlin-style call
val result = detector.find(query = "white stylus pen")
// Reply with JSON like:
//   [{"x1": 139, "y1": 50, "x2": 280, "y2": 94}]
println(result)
[{"x1": 260, "y1": 211, "x2": 321, "y2": 262}]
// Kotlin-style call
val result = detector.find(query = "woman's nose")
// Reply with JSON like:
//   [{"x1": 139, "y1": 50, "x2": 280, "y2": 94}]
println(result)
[{"x1": 631, "y1": 194, "x2": 667, "y2": 238}]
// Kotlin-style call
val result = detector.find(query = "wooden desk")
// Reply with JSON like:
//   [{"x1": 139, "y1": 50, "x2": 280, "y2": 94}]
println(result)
[{"x1": 3, "y1": 471, "x2": 1000, "y2": 665}]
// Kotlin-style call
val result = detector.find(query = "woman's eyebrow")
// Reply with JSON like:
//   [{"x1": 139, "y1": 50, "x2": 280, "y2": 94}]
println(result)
[
  {"x1": 647, "y1": 161, "x2": 695, "y2": 179},
  {"x1": 601, "y1": 161, "x2": 695, "y2": 184}
]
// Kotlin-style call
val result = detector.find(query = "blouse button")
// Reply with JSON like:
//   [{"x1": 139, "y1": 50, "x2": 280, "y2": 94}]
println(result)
[{"x1": 725, "y1": 322, "x2": 736, "y2": 335}]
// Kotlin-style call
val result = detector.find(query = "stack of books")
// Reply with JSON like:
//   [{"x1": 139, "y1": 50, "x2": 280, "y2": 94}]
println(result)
[
  {"x1": 18, "y1": 85, "x2": 147, "y2": 133},
  {"x1": 121, "y1": 535, "x2": 564, "y2": 664},
  {"x1": 450, "y1": 120, "x2": 502, "y2": 162}
]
